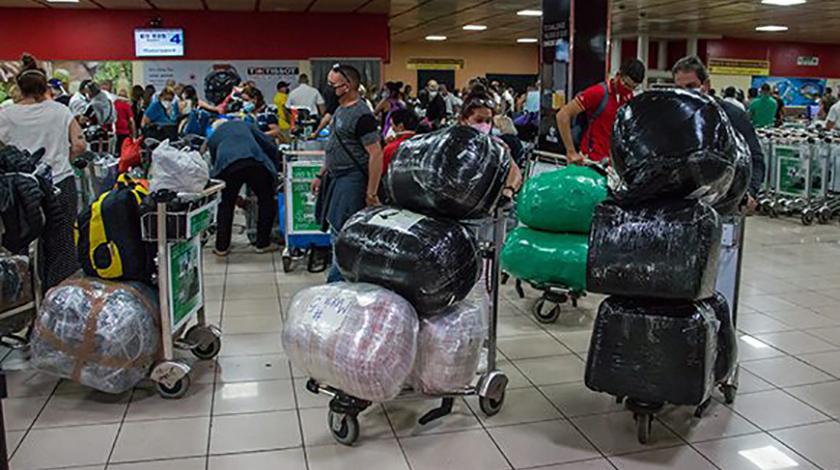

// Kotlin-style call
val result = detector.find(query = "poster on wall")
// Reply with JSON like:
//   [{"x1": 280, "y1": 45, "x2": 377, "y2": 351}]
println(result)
[
  {"x1": 751, "y1": 76, "x2": 827, "y2": 107},
  {"x1": 143, "y1": 60, "x2": 299, "y2": 104},
  {"x1": 0, "y1": 60, "x2": 131, "y2": 103}
]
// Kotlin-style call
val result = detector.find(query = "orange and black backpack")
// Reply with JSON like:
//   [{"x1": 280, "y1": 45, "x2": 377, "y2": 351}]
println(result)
[{"x1": 76, "y1": 176, "x2": 154, "y2": 284}]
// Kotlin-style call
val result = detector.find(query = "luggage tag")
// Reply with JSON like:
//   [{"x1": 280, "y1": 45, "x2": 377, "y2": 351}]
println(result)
[{"x1": 368, "y1": 209, "x2": 426, "y2": 233}]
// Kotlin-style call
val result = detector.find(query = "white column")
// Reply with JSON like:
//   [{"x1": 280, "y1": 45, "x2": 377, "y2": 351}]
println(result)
[
  {"x1": 637, "y1": 34, "x2": 650, "y2": 67},
  {"x1": 687, "y1": 36, "x2": 699, "y2": 57},
  {"x1": 658, "y1": 40, "x2": 669, "y2": 71},
  {"x1": 610, "y1": 38, "x2": 623, "y2": 75}
]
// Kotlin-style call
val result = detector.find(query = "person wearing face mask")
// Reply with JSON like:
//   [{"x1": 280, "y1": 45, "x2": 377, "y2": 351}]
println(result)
[
  {"x1": 312, "y1": 64, "x2": 384, "y2": 283},
  {"x1": 424, "y1": 80, "x2": 447, "y2": 129},
  {"x1": 241, "y1": 88, "x2": 282, "y2": 140},
  {"x1": 141, "y1": 87, "x2": 179, "y2": 128},
  {"x1": 374, "y1": 81, "x2": 406, "y2": 139},
  {"x1": 382, "y1": 107, "x2": 419, "y2": 174},
  {"x1": 555, "y1": 58, "x2": 645, "y2": 165},
  {"x1": 459, "y1": 85, "x2": 523, "y2": 198}
]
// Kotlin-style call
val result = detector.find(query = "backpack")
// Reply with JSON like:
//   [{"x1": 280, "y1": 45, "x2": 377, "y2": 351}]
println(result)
[
  {"x1": 76, "y1": 178, "x2": 153, "y2": 283},
  {"x1": 540, "y1": 82, "x2": 610, "y2": 155}
]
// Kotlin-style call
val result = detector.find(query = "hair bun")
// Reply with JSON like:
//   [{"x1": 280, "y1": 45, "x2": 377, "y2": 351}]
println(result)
[{"x1": 20, "y1": 53, "x2": 38, "y2": 70}]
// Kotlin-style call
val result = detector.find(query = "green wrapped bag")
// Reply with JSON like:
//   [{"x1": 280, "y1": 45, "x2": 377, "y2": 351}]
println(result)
[
  {"x1": 516, "y1": 166, "x2": 607, "y2": 233},
  {"x1": 501, "y1": 227, "x2": 588, "y2": 290}
]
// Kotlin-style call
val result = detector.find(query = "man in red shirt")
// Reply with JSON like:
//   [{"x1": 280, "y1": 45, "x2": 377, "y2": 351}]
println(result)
[
  {"x1": 114, "y1": 89, "x2": 136, "y2": 157},
  {"x1": 555, "y1": 59, "x2": 645, "y2": 164},
  {"x1": 382, "y1": 108, "x2": 419, "y2": 174}
]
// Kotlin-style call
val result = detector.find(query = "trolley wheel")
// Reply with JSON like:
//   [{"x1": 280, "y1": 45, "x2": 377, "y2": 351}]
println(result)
[
  {"x1": 532, "y1": 298, "x2": 561, "y2": 324},
  {"x1": 818, "y1": 207, "x2": 833, "y2": 224},
  {"x1": 328, "y1": 410, "x2": 360, "y2": 446},
  {"x1": 479, "y1": 390, "x2": 506, "y2": 417},
  {"x1": 722, "y1": 385, "x2": 737, "y2": 405},
  {"x1": 767, "y1": 204, "x2": 779, "y2": 218},
  {"x1": 156, "y1": 374, "x2": 191, "y2": 399},
  {"x1": 282, "y1": 255, "x2": 293, "y2": 273},
  {"x1": 186, "y1": 325, "x2": 222, "y2": 360},
  {"x1": 634, "y1": 413, "x2": 653, "y2": 445}
]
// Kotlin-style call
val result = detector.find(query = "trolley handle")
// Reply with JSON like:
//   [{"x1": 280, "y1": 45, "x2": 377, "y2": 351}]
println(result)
[{"x1": 150, "y1": 179, "x2": 227, "y2": 204}]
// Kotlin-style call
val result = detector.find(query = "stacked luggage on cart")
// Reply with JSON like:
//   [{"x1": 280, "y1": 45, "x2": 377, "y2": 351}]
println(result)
[
  {"x1": 584, "y1": 90, "x2": 743, "y2": 444},
  {"x1": 31, "y1": 141, "x2": 223, "y2": 398},
  {"x1": 501, "y1": 165, "x2": 606, "y2": 323},
  {"x1": 283, "y1": 126, "x2": 513, "y2": 445}
]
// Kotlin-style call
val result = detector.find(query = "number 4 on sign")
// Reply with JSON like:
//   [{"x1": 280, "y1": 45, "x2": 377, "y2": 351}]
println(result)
[{"x1": 170, "y1": 34, "x2": 182, "y2": 44}]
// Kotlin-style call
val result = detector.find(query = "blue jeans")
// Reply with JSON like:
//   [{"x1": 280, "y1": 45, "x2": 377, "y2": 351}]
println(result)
[{"x1": 326, "y1": 226, "x2": 344, "y2": 283}]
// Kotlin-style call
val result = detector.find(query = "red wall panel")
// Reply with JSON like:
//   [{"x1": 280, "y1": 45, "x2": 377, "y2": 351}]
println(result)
[
  {"x1": 0, "y1": 8, "x2": 389, "y2": 61},
  {"x1": 706, "y1": 37, "x2": 840, "y2": 78}
]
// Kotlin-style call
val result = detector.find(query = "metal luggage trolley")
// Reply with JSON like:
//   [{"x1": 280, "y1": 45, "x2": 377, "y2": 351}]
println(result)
[
  {"x1": 625, "y1": 214, "x2": 745, "y2": 444},
  {"x1": 0, "y1": 241, "x2": 42, "y2": 348},
  {"x1": 74, "y1": 151, "x2": 119, "y2": 209},
  {"x1": 306, "y1": 207, "x2": 510, "y2": 446},
  {"x1": 278, "y1": 150, "x2": 331, "y2": 273},
  {"x1": 140, "y1": 180, "x2": 226, "y2": 398},
  {"x1": 504, "y1": 149, "x2": 587, "y2": 323}
]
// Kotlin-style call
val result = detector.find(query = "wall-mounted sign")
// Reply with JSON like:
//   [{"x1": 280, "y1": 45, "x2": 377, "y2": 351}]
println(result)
[
  {"x1": 135, "y1": 29, "x2": 185, "y2": 57},
  {"x1": 797, "y1": 56, "x2": 820, "y2": 67},
  {"x1": 406, "y1": 58, "x2": 464, "y2": 70},
  {"x1": 708, "y1": 58, "x2": 770, "y2": 76},
  {"x1": 751, "y1": 76, "x2": 826, "y2": 106}
]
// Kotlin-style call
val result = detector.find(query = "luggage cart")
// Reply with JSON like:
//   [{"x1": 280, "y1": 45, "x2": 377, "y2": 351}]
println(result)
[
  {"x1": 141, "y1": 180, "x2": 226, "y2": 398},
  {"x1": 0, "y1": 241, "x2": 41, "y2": 349},
  {"x1": 624, "y1": 214, "x2": 745, "y2": 444},
  {"x1": 74, "y1": 151, "x2": 119, "y2": 209},
  {"x1": 278, "y1": 150, "x2": 331, "y2": 273},
  {"x1": 305, "y1": 207, "x2": 510, "y2": 446},
  {"x1": 504, "y1": 149, "x2": 592, "y2": 323}
]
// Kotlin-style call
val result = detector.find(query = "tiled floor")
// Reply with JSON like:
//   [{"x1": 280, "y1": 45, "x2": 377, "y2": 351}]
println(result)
[{"x1": 5, "y1": 215, "x2": 840, "y2": 469}]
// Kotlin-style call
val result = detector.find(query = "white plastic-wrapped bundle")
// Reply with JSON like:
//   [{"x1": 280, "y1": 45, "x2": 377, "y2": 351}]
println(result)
[
  {"x1": 282, "y1": 283, "x2": 419, "y2": 402},
  {"x1": 413, "y1": 290, "x2": 488, "y2": 394},
  {"x1": 31, "y1": 278, "x2": 160, "y2": 394}
]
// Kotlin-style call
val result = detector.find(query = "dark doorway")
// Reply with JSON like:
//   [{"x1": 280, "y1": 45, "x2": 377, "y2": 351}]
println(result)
[
  {"x1": 486, "y1": 74, "x2": 539, "y2": 94},
  {"x1": 417, "y1": 70, "x2": 455, "y2": 92}
]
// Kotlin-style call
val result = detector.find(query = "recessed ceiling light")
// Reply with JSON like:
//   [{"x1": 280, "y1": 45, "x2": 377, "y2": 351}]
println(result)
[
  {"x1": 425, "y1": 35, "x2": 447, "y2": 41},
  {"x1": 756, "y1": 25, "x2": 789, "y2": 31},
  {"x1": 762, "y1": 0, "x2": 806, "y2": 5},
  {"x1": 517, "y1": 38, "x2": 539, "y2": 44},
  {"x1": 463, "y1": 25, "x2": 488, "y2": 31},
  {"x1": 517, "y1": 9, "x2": 543, "y2": 16}
]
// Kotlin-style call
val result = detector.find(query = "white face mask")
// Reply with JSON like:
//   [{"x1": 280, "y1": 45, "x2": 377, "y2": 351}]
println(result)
[
  {"x1": 429, "y1": 91, "x2": 438, "y2": 98},
  {"x1": 161, "y1": 100, "x2": 173, "y2": 109},
  {"x1": 385, "y1": 126, "x2": 397, "y2": 140}
]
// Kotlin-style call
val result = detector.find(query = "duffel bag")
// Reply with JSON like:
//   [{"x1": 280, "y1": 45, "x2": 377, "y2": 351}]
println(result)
[
  {"x1": 76, "y1": 178, "x2": 154, "y2": 283},
  {"x1": 501, "y1": 227, "x2": 588, "y2": 290},
  {"x1": 516, "y1": 166, "x2": 607, "y2": 234},
  {"x1": 587, "y1": 200, "x2": 722, "y2": 300},
  {"x1": 585, "y1": 296, "x2": 720, "y2": 406},
  {"x1": 335, "y1": 206, "x2": 480, "y2": 315}
]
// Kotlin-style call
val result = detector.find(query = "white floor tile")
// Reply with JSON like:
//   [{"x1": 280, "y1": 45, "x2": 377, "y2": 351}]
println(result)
[
  {"x1": 111, "y1": 458, "x2": 206, "y2": 470},
  {"x1": 540, "y1": 382, "x2": 625, "y2": 418},
  {"x1": 111, "y1": 417, "x2": 210, "y2": 462},
  {"x1": 307, "y1": 439, "x2": 410, "y2": 470},
  {"x1": 799, "y1": 350, "x2": 840, "y2": 377},
  {"x1": 212, "y1": 379, "x2": 295, "y2": 415},
  {"x1": 609, "y1": 445, "x2": 718, "y2": 470},
  {"x1": 34, "y1": 391, "x2": 129, "y2": 428},
  {"x1": 571, "y1": 412, "x2": 681, "y2": 456},
  {"x1": 12, "y1": 424, "x2": 119, "y2": 470},
  {"x1": 497, "y1": 334, "x2": 570, "y2": 360},
  {"x1": 727, "y1": 389, "x2": 829, "y2": 430},
  {"x1": 385, "y1": 397, "x2": 480, "y2": 437},
  {"x1": 400, "y1": 429, "x2": 510, "y2": 470},
  {"x1": 488, "y1": 419, "x2": 600, "y2": 468},
  {"x1": 209, "y1": 448, "x2": 306, "y2": 470},
  {"x1": 741, "y1": 356, "x2": 834, "y2": 387},
  {"x1": 216, "y1": 354, "x2": 292, "y2": 382},
  {"x1": 209, "y1": 410, "x2": 301, "y2": 455},
  {"x1": 126, "y1": 383, "x2": 213, "y2": 421},
  {"x1": 5, "y1": 396, "x2": 50, "y2": 431},
  {"x1": 771, "y1": 421, "x2": 840, "y2": 470},
  {"x1": 786, "y1": 380, "x2": 840, "y2": 419},
  {"x1": 657, "y1": 399, "x2": 760, "y2": 443},
  {"x1": 465, "y1": 387, "x2": 562, "y2": 427},
  {"x1": 754, "y1": 331, "x2": 838, "y2": 355},
  {"x1": 694, "y1": 432, "x2": 820, "y2": 470},
  {"x1": 513, "y1": 354, "x2": 585, "y2": 386}
]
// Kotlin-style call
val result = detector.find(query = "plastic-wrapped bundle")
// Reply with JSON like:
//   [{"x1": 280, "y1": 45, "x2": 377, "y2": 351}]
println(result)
[
  {"x1": 31, "y1": 278, "x2": 160, "y2": 394},
  {"x1": 709, "y1": 293, "x2": 738, "y2": 383},
  {"x1": 0, "y1": 255, "x2": 32, "y2": 311},
  {"x1": 336, "y1": 206, "x2": 480, "y2": 315},
  {"x1": 713, "y1": 135, "x2": 752, "y2": 215},
  {"x1": 585, "y1": 296, "x2": 720, "y2": 406},
  {"x1": 412, "y1": 294, "x2": 487, "y2": 394},
  {"x1": 587, "y1": 200, "x2": 722, "y2": 300},
  {"x1": 611, "y1": 89, "x2": 737, "y2": 204},
  {"x1": 516, "y1": 166, "x2": 608, "y2": 233},
  {"x1": 501, "y1": 227, "x2": 588, "y2": 290},
  {"x1": 282, "y1": 283, "x2": 418, "y2": 402},
  {"x1": 385, "y1": 126, "x2": 511, "y2": 219}
]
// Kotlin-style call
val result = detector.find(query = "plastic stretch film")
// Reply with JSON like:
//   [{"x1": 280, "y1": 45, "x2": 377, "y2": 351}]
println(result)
[
  {"x1": 713, "y1": 135, "x2": 752, "y2": 215},
  {"x1": 587, "y1": 200, "x2": 722, "y2": 300},
  {"x1": 282, "y1": 283, "x2": 419, "y2": 402},
  {"x1": 611, "y1": 89, "x2": 737, "y2": 204},
  {"x1": 412, "y1": 291, "x2": 488, "y2": 395},
  {"x1": 709, "y1": 293, "x2": 738, "y2": 383},
  {"x1": 335, "y1": 206, "x2": 481, "y2": 315},
  {"x1": 0, "y1": 255, "x2": 32, "y2": 311},
  {"x1": 501, "y1": 227, "x2": 588, "y2": 290},
  {"x1": 31, "y1": 278, "x2": 160, "y2": 394},
  {"x1": 150, "y1": 140, "x2": 210, "y2": 194},
  {"x1": 386, "y1": 126, "x2": 512, "y2": 220},
  {"x1": 584, "y1": 296, "x2": 720, "y2": 406},
  {"x1": 516, "y1": 166, "x2": 608, "y2": 234}
]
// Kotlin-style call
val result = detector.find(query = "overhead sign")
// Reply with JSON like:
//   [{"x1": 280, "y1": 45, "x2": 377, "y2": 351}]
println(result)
[
  {"x1": 708, "y1": 58, "x2": 770, "y2": 76},
  {"x1": 751, "y1": 76, "x2": 826, "y2": 106},
  {"x1": 406, "y1": 58, "x2": 464, "y2": 70},
  {"x1": 135, "y1": 29, "x2": 185, "y2": 57},
  {"x1": 797, "y1": 56, "x2": 820, "y2": 67}
]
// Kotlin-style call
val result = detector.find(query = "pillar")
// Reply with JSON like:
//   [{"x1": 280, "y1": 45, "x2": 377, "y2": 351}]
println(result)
[
  {"x1": 687, "y1": 36, "x2": 699, "y2": 57},
  {"x1": 636, "y1": 34, "x2": 650, "y2": 68},
  {"x1": 610, "y1": 37, "x2": 622, "y2": 75},
  {"x1": 657, "y1": 40, "x2": 669, "y2": 71}
]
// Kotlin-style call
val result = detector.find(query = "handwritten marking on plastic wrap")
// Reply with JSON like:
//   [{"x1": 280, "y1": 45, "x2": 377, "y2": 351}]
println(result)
[
  {"x1": 307, "y1": 294, "x2": 353, "y2": 335},
  {"x1": 367, "y1": 209, "x2": 426, "y2": 234}
]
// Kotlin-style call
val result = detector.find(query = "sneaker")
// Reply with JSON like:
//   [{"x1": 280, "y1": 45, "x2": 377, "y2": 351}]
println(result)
[
  {"x1": 254, "y1": 244, "x2": 279, "y2": 254},
  {"x1": 213, "y1": 248, "x2": 230, "y2": 257}
]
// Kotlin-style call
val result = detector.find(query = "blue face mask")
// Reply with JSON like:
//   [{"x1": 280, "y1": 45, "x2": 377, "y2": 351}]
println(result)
[{"x1": 243, "y1": 101, "x2": 256, "y2": 113}]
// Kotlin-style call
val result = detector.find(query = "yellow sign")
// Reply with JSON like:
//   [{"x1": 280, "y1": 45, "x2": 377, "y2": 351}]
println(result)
[
  {"x1": 407, "y1": 58, "x2": 465, "y2": 70},
  {"x1": 708, "y1": 58, "x2": 770, "y2": 76}
]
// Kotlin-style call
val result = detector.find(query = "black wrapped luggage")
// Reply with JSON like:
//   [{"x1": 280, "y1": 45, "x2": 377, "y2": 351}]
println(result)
[
  {"x1": 585, "y1": 296, "x2": 720, "y2": 406},
  {"x1": 709, "y1": 293, "x2": 738, "y2": 383},
  {"x1": 611, "y1": 89, "x2": 738, "y2": 204},
  {"x1": 335, "y1": 206, "x2": 480, "y2": 315},
  {"x1": 713, "y1": 138, "x2": 752, "y2": 215},
  {"x1": 385, "y1": 126, "x2": 511, "y2": 220},
  {"x1": 587, "y1": 200, "x2": 722, "y2": 300}
]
